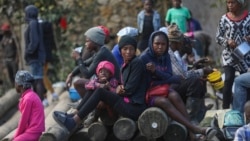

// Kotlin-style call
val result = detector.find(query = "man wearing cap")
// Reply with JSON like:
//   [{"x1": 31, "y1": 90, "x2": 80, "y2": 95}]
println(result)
[
  {"x1": 0, "y1": 23, "x2": 18, "y2": 87},
  {"x1": 66, "y1": 26, "x2": 120, "y2": 97},
  {"x1": 168, "y1": 24, "x2": 213, "y2": 124}
]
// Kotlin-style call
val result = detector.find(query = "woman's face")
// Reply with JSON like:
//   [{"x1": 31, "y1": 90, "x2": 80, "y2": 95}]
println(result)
[
  {"x1": 121, "y1": 45, "x2": 136, "y2": 63},
  {"x1": 152, "y1": 34, "x2": 168, "y2": 56},
  {"x1": 226, "y1": 0, "x2": 241, "y2": 12},
  {"x1": 85, "y1": 37, "x2": 96, "y2": 50},
  {"x1": 15, "y1": 83, "x2": 21, "y2": 93}
]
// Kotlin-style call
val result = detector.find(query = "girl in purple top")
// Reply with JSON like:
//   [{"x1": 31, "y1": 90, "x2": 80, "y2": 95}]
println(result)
[{"x1": 13, "y1": 70, "x2": 45, "y2": 141}]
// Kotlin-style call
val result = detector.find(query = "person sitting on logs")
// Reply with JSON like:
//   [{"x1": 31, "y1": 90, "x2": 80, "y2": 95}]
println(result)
[
  {"x1": 139, "y1": 30, "x2": 217, "y2": 141},
  {"x1": 53, "y1": 35, "x2": 148, "y2": 134}
]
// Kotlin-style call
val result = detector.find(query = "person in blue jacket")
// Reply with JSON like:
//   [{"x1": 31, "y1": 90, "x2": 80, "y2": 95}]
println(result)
[
  {"x1": 140, "y1": 31, "x2": 217, "y2": 140},
  {"x1": 24, "y1": 5, "x2": 47, "y2": 104},
  {"x1": 137, "y1": 0, "x2": 161, "y2": 52}
]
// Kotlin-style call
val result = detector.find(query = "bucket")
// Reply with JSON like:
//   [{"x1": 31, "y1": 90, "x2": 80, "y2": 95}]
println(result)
[
  {"x1": 68, "y1": 88, "x2": 81, "y2": 102},
  {"x1": 233, "y1": 42, "x2": 250, "y2": 60},
  {"x1": 207, "y1": 71, "x2": 224, "y2": 90}
]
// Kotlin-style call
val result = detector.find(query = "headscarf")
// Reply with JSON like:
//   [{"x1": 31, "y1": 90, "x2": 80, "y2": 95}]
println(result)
[
  {"x1": 96, "y1": 61, "x2": 115, "y2": 77},
  {"x1": 15, "y1": 70, "x2": 34, "y2": 89},
  {"x1": 117, "y1": 27, "x2": 138, "y2": 37}
]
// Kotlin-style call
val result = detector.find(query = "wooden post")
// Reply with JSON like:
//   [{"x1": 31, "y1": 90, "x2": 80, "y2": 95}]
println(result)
[
  {"x1": 138, "y1": 107, "x2": 169, "y2": 139},
  {"x1": 113, "y1": 117, "x2": 137, "y2": 140},
  {"x1": 132, "y1": 132, "x2": 149, "y2": 141},
  {"x1": 39, "y1": 91, "x2": 71, "y2": 141},
  {"x1": 1, "y1": 129, "x2": 16, "y2": 141},
  {"x1": 69, "y1": 128, "x2": 91, "y2": 141},
  {"x1": 0, "y1": 111, "x2": 20, "y2": 139},
  {"x1": 88, "y1": 122, "x2": 108, "y2": 141},
  {"x1": 0, "y1": 89, "x2": 19, "y2": 118},
  {"x1": 163, "y1": 120, "x2": 187, "y2": 141},
  {"x1": 99, "y1": 108, "x2": 119, "y2": 126}
]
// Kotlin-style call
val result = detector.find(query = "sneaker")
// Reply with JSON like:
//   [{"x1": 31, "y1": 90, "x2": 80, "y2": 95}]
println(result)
[
  {"x1": 52, "y1": 93, "x2": 59, "y2": 102},
  {"x1": 42, "y1": 98, "x2": 49, "y2": 107}
]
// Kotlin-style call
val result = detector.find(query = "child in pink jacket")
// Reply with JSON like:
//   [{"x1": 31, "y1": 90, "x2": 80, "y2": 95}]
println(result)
[{"x1": 13, "y1": 70, "x2": 45, "y2": 141}]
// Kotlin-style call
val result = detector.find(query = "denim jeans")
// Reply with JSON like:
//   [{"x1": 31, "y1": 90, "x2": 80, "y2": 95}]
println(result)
[
  {"x1": 29, "y1": 61, "x2": 43, "y2": 79},
  {"x1": 233, "y1": 72, "x2": 250, "y2": 113}
]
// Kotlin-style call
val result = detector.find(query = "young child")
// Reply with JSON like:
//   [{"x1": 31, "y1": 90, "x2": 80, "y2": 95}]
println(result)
[
  {"x1": 84, "y1": 60, "x2": 119, "y2": 126},
  {"x1": 85, "y1": 60, "x2": 118, "y2": 92},
  {"x1": 55, "y1": 61, "x2": 119, "y2": 127},
  {"x1": 165, "y1": 0, "x2": 191, "y2": 33},
  {"x1": 13, "y1": 70, "x2": 45, "y2": 141},
  {"x1": 137, "y1": 0, "x2": 161, "y2": 52}
]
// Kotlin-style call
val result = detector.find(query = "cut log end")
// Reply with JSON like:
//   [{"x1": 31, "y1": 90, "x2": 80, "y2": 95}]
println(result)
[
  {"x1": 138, "y1": 107, "x2": 169, "y2": 139},
  {"x1": 39, "y1": 133, "x2": 56, "y2": 141},
  {"x1": 88, "y1": 122, "x2": 107, "y2": 141},
  {"x1": 113, "y1": 117, "x2": 137, "y2": 140},
  {"x1": 163, "y1": 121, "x2": 187, "y2": 141}
]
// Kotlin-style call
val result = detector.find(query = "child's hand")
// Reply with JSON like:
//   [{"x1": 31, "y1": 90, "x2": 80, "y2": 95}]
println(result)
[{"x1": 100, "y1": 81, "x2": 110, "y2": 89}]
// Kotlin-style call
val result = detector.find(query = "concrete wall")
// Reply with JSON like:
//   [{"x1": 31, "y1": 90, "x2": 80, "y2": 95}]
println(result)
[{"x1": 182, "y1": 0, "x2": 225, "y2": 65}]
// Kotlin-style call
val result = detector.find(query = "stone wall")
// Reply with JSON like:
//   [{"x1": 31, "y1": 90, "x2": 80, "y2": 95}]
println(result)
[{"x1": 63, "y1": 0, "x2": 170, "y2": 47}]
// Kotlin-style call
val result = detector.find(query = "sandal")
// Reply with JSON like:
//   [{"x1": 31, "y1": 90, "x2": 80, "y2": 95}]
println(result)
[{"x1": 205, "y1": 127, "x2": 217, "y2": 140}]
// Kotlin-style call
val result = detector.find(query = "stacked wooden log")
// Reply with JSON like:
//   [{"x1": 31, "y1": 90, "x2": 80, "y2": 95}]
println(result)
[
  {"x1": 1, "y1": 87, "x2": 217, "y2": 141},
  {"x1": 65, "y1": 107, "x2": 188, "y2": 141},
  {"x1": 0, "y1": 89, "x2": 20, "y2": 140}
]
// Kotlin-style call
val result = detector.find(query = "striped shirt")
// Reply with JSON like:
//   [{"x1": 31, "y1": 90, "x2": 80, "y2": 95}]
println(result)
[{"x1": 234, "y1": 124, "x2": 250, "y2": 141}]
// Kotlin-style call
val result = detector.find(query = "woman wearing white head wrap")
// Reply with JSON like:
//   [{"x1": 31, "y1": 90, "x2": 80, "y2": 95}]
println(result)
[{"x1": 216, "y1": 0, "x2": 250, "y2": 111}]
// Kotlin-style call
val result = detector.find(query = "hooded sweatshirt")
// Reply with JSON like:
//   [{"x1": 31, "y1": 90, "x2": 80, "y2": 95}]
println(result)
[
  {"x1": 24, "y1": 5, "x2": 45, "y2": 65},
  {"x1": 140, "y1": 31, "x2": 181, "y2": 86}
]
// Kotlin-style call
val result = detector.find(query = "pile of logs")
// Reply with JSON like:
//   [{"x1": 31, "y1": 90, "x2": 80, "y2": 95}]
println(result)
[{"x1": 0, "y1": 85, "x2": 219, "y2": 141}]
